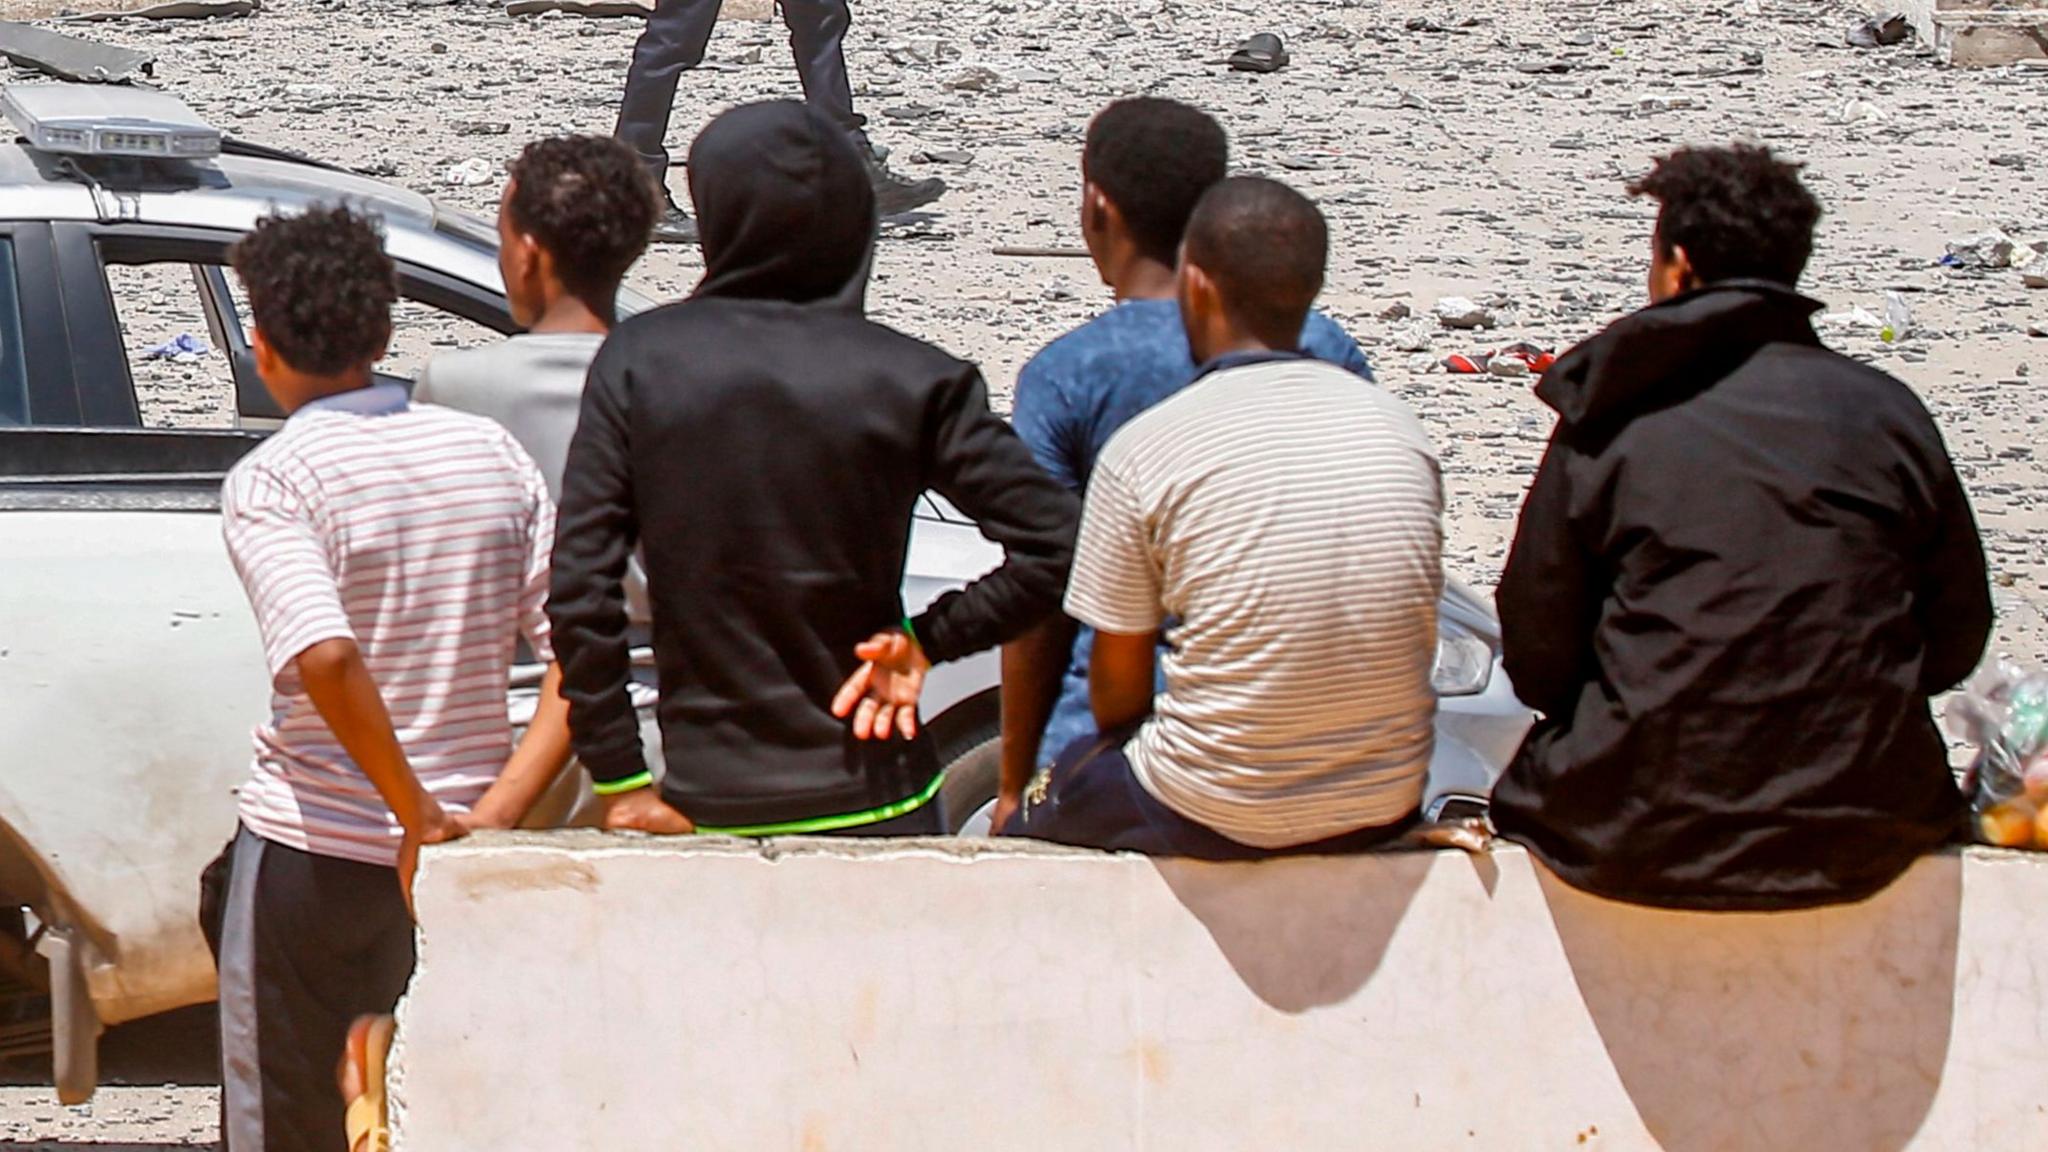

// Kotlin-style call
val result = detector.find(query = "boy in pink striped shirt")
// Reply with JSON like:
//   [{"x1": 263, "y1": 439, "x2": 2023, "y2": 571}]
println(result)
[{"x1": 212, "y1": 205, "x2": 572, "y2": 1152}]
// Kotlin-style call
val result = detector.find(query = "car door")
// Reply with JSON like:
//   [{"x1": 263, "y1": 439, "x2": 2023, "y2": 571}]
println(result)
[
  {"x1": 0, "y1": 221, "x2": 529, "y2": 1036},
  {"x1": 0, "y1": 221, "x2": 262, "y2": 1037}
]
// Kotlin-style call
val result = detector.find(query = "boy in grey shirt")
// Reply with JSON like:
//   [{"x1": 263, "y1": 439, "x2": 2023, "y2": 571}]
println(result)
[{"x1": 415, "y1": 135, "x2": 660, "y2": 501}]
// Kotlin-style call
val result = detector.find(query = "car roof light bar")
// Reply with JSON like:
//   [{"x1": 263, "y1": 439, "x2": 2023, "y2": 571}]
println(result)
[{"x1": 3, "y1": 82, "x2": 219, "y2": 160}]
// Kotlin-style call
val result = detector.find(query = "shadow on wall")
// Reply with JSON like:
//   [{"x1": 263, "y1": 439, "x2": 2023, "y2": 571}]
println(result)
[
  {"x1": 1151, "y1": 848, "x2": 1435, "y2": 1014},
  {"x1": 1542, "y1": 856, "x2": 1962, "y2": 1152}
]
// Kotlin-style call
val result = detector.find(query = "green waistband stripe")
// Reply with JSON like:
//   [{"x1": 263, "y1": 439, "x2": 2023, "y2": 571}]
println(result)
[
  {"x1": 591, "y1": 770, "x2": 655, "y2": 797},
  {"x1": 694, "y1": 770, "x2": 947, "y2": 837}
]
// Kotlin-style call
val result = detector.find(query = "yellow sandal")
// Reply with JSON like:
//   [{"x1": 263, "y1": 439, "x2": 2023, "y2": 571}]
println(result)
[{"x1": 343, "y1": 1015, "x2": 396, "y2": 1152}]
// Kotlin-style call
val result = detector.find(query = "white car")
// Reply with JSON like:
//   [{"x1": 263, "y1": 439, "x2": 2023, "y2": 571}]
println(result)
[{"x1": 0, "y1": 87, "x2": 1531, "y2": 1101}]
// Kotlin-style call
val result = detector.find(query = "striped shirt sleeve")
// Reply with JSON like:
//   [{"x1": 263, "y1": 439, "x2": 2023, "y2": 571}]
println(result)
[
  {"x1": 221, "y1": 457, "x2": 356, "y2": 683},
  {"x1": 1063, "y1": 457, "x2": 1163, "y2": 636}
]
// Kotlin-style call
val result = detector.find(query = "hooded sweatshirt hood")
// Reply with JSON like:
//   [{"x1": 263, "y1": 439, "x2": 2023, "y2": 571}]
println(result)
[
  {"x1": 1537, "y1": 279, "x2": 1823, "y2": 436},
  {"x1": 689, "y1": 100, "x2": 876, "y2": 310}
]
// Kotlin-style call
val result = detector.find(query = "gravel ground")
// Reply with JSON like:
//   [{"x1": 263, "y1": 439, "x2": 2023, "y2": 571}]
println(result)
[{"x1": 2, "y1": 0, "x2": 2044, "y2": 1143}]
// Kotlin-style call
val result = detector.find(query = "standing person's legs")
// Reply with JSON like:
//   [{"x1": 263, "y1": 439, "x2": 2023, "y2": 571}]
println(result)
[
  {"x1": 776, "y1": 0, "x2": 863, "y2": 141},
  {"x1": 615, "y1": 0, "x2": 727, "y2": 185},
  {"x1": 217, "y1": 828, "x2": 416, "y2": 1152}
]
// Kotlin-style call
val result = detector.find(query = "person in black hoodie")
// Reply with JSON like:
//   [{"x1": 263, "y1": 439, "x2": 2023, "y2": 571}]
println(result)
[
  {"x1": 550, "y1": 100, "x2": 1079, "y2": 837},
  {"x1": 1490, "y1": 145, "x2": 1992, "y2": 911}
]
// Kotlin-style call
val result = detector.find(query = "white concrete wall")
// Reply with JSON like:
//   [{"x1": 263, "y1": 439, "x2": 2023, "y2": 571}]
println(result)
[{"x1": 393, "y1": 835, "x2": 2048, "y2": 1151}]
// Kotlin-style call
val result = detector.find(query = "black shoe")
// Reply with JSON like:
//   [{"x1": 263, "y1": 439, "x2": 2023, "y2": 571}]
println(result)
[
  {"x1": 864, "y1": 151, "x2": 946, "y2": 218},
  {"x1": 651, "y1": 203, "x2": 698, "y2": 245}
]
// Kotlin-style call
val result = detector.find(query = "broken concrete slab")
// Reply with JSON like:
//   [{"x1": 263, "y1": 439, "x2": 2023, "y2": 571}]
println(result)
[
  {"x1": 504, "y1": 0, "x2": 769, "y2": 17},
  {"x1": 0, "y1": 20, "x2": 151, "y2": 83},
  {"x1": 63, "y1": 0, "x2": 256, "y2": 21},
  {"x1": 1862, "y1": 0, "x2": 2048, "y2": 65}
]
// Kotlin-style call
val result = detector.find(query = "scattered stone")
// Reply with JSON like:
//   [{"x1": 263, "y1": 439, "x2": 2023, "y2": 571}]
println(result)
[
  {"x1": 1845, "y1": 13, "x2": 1913, "y2": 48},
  {"x1": 943, "y1": 65, "x2": 1001, "y2": 92},
  {"x1": 915, "y1": 149, "x2": 974, "y2": 165},
  {"x1": 442, "y1": 157, "x2": 495, "y2": 187},
  {"x1": 1379, "y1": 302, "x2": 1412, "y2": 321},
  {"x1": 1628, "y1": 94, "x2": 1695, "y2": 115},
  {"x1": 1488, "y1": 355, "x2": 1531, "y2": 379},
  {"x1": 1991, "y1": 154, "x2": 2028, "y2": 170},
  {"x1": 2021, "y1": 250, "x2": 2048, "y2": 289},
  {"x1": 453, "y1": 120, "x2": 511, "y2": 136},
  {"x1": 882, "y1": 104, "x2": 936, "y2": 120},
  {"x1": 1827, "y1": 99, "x2": 1886, "y2": 126},
  {"x1": 884, "y1": 38, "x2": 955, "y2": 66},
  {"x1": 1948, "y1": 232, "x2": 2017, "y2": 270},
  {"x1": 1391, "y1": 320, "x2": 1436, "y2": 351},
  {"x1": 1434, "y1": 297, "x2": 1499, "y2": 330}
]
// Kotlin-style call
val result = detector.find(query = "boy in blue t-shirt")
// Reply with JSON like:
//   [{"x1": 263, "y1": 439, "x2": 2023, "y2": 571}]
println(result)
[{"x1": 996, "y1": 97, "x2": 1377, "y2": 832}]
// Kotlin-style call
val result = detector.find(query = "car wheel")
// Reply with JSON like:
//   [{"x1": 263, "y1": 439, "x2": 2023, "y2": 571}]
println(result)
[{"x1": 936, "y1": 723, "x2": 1001, "y2": 837}]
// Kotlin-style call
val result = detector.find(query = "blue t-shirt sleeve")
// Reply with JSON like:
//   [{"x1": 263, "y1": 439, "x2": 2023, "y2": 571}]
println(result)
[
  {"x1": 1010, "y1": 353, "x2": 1083, "y2": 491},
  {"x1": 1301, "y1": 311, "x2": 1377, "y2": 383}
]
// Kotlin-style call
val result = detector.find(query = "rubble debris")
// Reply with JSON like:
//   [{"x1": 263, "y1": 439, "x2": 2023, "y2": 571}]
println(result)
[
  {"x1": 1434, "y1": 296, "x2": 1499, "y2": 330},
  {"x1": 0, "y1": 21, "x2": 152, "y2": 83},
  {"x1": 504, "y1": 0, "x2": 649, "y2": 17},
  {"x1": 1946, "y1": 232, "x2": 2018, "y2": 270},
  {"x1": 1846, "y1": 14, "x2": 1913, "y2": 48},
  {"x1": 2021, "y1": 250, "x2": 2048, "y2": 290},
  {"x1": 441, "y1": 158, "x2": 495, "y2": 187},
  {"x1": 1227, "y1": 32, "x2": 1288, "y2": 74},
  {"x1": 62, "y1": 0, "x2": 255, "y2": 20}
]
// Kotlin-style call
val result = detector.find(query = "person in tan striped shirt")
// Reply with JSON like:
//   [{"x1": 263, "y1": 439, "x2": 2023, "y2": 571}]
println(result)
[{"x1": 1005, "y1": 178, "x2": 1443, "y2": 859}]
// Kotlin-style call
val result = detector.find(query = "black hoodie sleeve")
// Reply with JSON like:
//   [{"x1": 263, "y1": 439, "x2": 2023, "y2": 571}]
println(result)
[
  {"x1": 1498, "y1": 439, "x2": 1601, "y2": 719},
  {"x1": 1915, "y1": 460, "x2": 1993, "y2": 694},
  {"x1": 910, "y1": 366, "x2": 1081, "y2": 664},
  {"x1": 548, "y1": 349, "x2": 646, "y2": 787}
]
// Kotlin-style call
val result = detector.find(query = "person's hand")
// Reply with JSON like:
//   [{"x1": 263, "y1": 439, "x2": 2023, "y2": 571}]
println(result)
[
  {"x1": 831, "y1": 629, "x2": 931, "y2": 740},
  {"x1": 601, "y1": 786, "x2": 695, "y2": 835},
  {"x1": 397, "y1": 800, "x2": 470, "y2": 914},
  {"x1": 989, "y1": 791, "x2": 1022, "y2": 837}
]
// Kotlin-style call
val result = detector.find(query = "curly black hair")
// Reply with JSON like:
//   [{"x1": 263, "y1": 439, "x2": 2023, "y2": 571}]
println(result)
[
  {"x1": 1184, "y1": 177, "x2": 1327, "y2": 347},
  {"x1": 505, "y1": 135, "x2": 660, "y2": 309},
  {"x1": 230, "y1": 204, "x2": 397, "y2": 376},
  {"x1": 1083, "y1": 98, "x2": 1228, "y2": 266},
  {"x1": 1628, "y1": 144, "x2": 1823, "y2": 286}
]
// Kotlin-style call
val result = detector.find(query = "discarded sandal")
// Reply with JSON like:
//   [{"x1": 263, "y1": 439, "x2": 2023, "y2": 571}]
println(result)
[
  {"x1": 1227, "y1": 32, "x2": 1289, "y2": 74},
  {"x1": 342, "y1": 1014, "x2": 396, "y2": 1152}
]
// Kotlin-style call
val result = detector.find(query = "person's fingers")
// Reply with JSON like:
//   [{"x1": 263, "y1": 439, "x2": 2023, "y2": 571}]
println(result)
[
  {"x1": 854, "y1": 696, "x2": 880, "y2": 740},
  {"x1": 831, "y1": 662, "x2": 874, "y2": 718},
  {"x1": 896, "y1": 702, "x2": 917, "y2": 740},
  {"x1": 853, "y1": 631, "x2": 898, "y2": 662}
]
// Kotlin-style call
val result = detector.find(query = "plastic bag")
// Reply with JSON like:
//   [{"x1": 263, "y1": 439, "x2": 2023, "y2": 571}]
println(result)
[{"x1": 1945, "y1": 661, "x2": 2048, "y2": 849}]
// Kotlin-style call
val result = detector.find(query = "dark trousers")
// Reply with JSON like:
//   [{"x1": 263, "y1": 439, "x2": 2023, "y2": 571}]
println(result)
[
  {"x1": 1003, "y1": 727, "x2": 1420, "y2": 860},
  {"x1": 210, "y1": 827, "x2": 414, "y2": 1152},
  {"x1": 615, "y1": 0, "x2": 862, "y2": 182}
]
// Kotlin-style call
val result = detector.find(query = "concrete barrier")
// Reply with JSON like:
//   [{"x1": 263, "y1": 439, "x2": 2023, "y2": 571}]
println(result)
[{"x1": 392, "y1": 834, "x2": 2048, "y2": 1151}]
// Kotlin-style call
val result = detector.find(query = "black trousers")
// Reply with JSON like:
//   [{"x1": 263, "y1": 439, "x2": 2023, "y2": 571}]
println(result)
[
  {"x1": 211, "y1": 827, "x2": 414, "y2": 1152},
  {"x1": 615, "y1": 0, "x2": 863, "y2": 182}
]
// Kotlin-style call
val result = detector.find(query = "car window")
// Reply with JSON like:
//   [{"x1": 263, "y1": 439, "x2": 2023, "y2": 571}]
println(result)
[
  {"x1": 212, "y1": 273, "x2": 504, "y2": 386},
  {"x1": 101, "y1": 261, "x2": 237, "y2": 430},
  {"x1": 380, "y1": 297, "x2": 504, "y2": 384},
  {"x1": 0, "y1": 240, "x2": 26, "y2": 427}
]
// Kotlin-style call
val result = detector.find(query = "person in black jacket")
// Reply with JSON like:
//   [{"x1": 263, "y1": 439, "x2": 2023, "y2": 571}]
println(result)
[
  {"x1": 550, "y1": 100, "x2": 1079, "y2": 838},
  {"x1": 1490, "y1": 145, "x2": 1992, "y2": 911}
]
